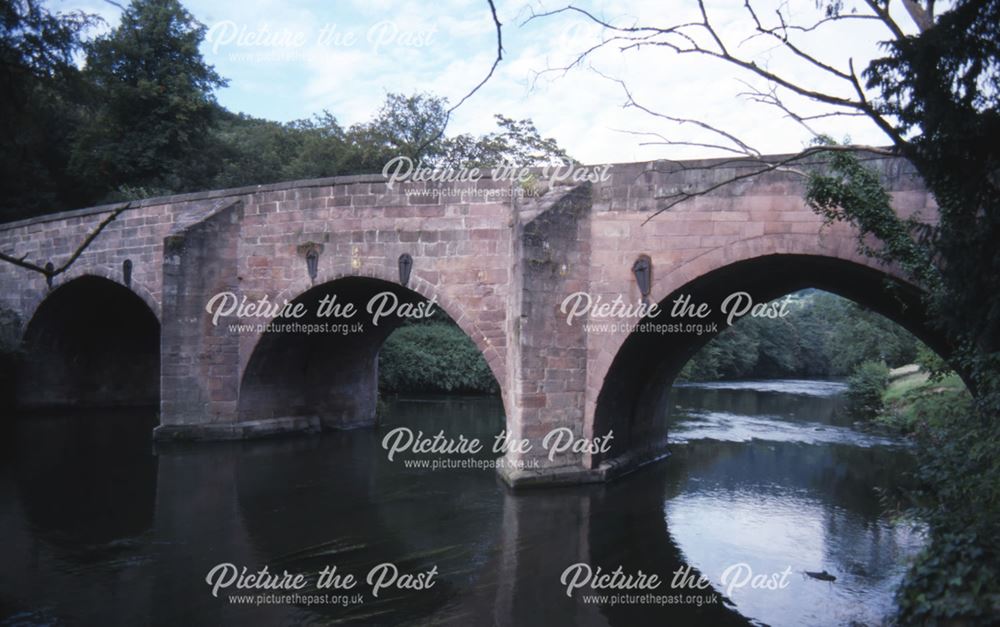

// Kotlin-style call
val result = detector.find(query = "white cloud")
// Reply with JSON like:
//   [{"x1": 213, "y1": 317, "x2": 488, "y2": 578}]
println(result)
[{"x1": 43, "y1": 0, "x2": 918, "y2": 164}]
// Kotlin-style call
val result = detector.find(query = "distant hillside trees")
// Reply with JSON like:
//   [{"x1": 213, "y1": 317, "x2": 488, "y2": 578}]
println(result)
[
  {"x1": 0, "y1": 0, "x2": 570, "y2": 222},
  {"x1": 679, "y1": 290, "x2": 920, "y2": 381}
]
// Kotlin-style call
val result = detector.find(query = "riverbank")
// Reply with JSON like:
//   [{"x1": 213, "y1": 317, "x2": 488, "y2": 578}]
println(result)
[
  {"x1": 872, "y1": 366, "x2": 999, "y2": 624},
  {"x1": 876, "y1": 367, "x2": 969, "y2": 432}
]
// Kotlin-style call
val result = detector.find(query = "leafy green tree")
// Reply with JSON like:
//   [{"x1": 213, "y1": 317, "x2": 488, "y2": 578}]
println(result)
[
  {"x1": 202, "y1": 92, "x2": 576, "y2": 190},
  {"x1": 206, "y1": 109, "x2": 307, "y2": 189},
  {"x1": 282, "y1": 112, "x2": 353, "y2": 179},
  {"x1": 0, "y1": 0, "x2": 97, "y2": 218},
  {"x1": 343, "y1": 92, "x2": 448, "y2": 171},
  {"x1": 805, "y1": 4, "x2": 1000, "y2": 612},
  {"x1": 915, "y1": 343, "x2": 952, "y2": 383},
  {"x1": 70, "y1": 0, "x2": 226, "y2": 200},
  {"x1": 442, "y1": 114, "x2": 572, "y2": 167},
  {"x1": 752, "y1": 315, "x2": 800, "y2": 376},
  {"x1": 207, "y1": 109, "x2": 355, "y2": 188}
]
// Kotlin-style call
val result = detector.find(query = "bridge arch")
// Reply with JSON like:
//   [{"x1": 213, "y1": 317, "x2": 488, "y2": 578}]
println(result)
[
  {"x1": 17, "y1": 275, "x2": 160, "y2": 408},
  {"x1": 237, "y1": 273, "x2": 507, "y2": 429},
  {"x1": 236, "y1": 267, "x2": 505, "y2": 386},
  {"x1": 589, "y1": 248, "x2": 947, "y2": 466},
  {"x1": 16, "y1": 264, "x2": 160, "y2": 337}
]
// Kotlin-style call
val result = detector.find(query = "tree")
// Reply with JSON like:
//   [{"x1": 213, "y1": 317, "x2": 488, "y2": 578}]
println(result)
[
  {"x1": 0, "y1": 0, "x2": 97, "y2": 218},
  {"x1": 202, "y1": 92, "x2": 575, "y2": 189},
  {"x1": 441, "y1": 114, "x2": 573, "y2": 167},
  {"x1": 808, "y1": 1, "x2": 1000, "y2": 406},
  {"x1": 70, "y1": 0, "x2": 226, "y2": 200},
  {"x1": 678, "y1": 290, "x2": 919, "y2": 381},
  {"x1": 345, "y1": 92, "x2": 449, "y2": 169},
  {"x1": 379, "y1": 321, "x2": 499, "y2": 395},
  {"x1": 206, "y1": 108, "x2": 309, "y2": 190},
  {"x1": 283, "y1": 112, "x2": 353, "y2": 179}
]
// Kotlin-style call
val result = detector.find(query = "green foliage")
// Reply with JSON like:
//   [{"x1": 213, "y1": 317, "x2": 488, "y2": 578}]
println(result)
[
  {"x1": 679, "y1": 290, "x2": 919, "y2": 381},
  {"x1": 441, "y1": 114, "x2": 573, "y2": 167},
  {"x1": 808, "y1": 144, "x2": 938, "y2": 288},
  {"x1": 208, "y1": 110, "x2": 308, "y2": 189},
  {"x1": 1, "y1": 1, "x2": 574, "y2": 220},
  {"x1": 846, "y1": 359, "x2": 889, "y2": 419},
  {"x1": 206, "y1": 109, "x2": 354, "y2": 187},
  {"x1": 879, "y1": 372, "x2": 969, "y2": 431},
  {"x1": 1, "y1": 0, "x2": 93, "y2": 78},
  {"x1": 345, "y1": 92, "x2": 448, "y2": 167},
  {"x1": 69, "y1": 0, "x2": 226, "y2": 199},
  {"x1": 679, "y1": 318, "x2": 760, "y2": 381},
  {"x1": 805, "y1": 3, "x2": 1000, "y2": 619},
  {"x1": 887, "y1": 392, "x2": 1000, "y2": 625},
  {"x1": 284, "y1": 112, "x2": 354, "y2": 179},
  {"x1": 806, "y1": 1, "x2": 1000, "y2": 411},
  {"x1": 0, "y1": 0, "x2": 98, "y2": 218},
  {"x1": 915, "y1": 344, "x2": 954, "y2": 384},
  {"x1": 378, "y1": 321, "x2": 498, "y2": 395}
]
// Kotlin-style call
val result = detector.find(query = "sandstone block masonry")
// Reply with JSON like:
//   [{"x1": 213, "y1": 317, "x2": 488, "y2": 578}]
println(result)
[{"x1": 0, "y1": 156, "x2": 940, "y2": 486}]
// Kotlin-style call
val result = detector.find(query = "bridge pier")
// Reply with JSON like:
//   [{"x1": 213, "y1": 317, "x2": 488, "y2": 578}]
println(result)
[{"x1": 154, "y1": 200, "x2": 256, "y2": 440}]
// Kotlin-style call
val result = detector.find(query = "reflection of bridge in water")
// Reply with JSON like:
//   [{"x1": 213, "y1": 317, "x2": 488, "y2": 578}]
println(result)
[
  {"x1": 0, "y1": 408, "x2": 754, "y2": 626},
  {"x1": 0, "y1": 155, "x2": 944, "y2": 485},
  {"x1": 0, "y1": 398, "x2": 917, "y2": 625}
]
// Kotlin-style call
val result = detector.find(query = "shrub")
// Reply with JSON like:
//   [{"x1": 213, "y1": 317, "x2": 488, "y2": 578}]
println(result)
[
  {"x1": 846, "y1": 360, "x2": 890, "y2": 419},
  {"x1": 378, "y1": 322, "x2": 499, "y2": 395},
  {"x1": 894, "y1": 397, "x2": 1000, "y2": 624},
  {"x1": 915, "y1": 344, "x2": 954, "y2": 383}
]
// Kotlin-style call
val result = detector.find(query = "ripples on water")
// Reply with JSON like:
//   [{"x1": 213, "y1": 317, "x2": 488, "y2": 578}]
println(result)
[
  {"x1": 675, "y1": 379, "x2": 850, "y2": 397},
  {"x1": 670, "y1": 410, "x2": 903, "y2": 447},
  {"x1": 665, "y1": 379, "x2": 925, "y2": 626},
  {"x1": 0, "y1": 383, "x2": 924, "y2": 626}
]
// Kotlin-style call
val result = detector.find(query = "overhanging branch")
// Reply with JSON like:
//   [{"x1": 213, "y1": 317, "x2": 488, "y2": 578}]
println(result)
[
  {"x1": 0, "y1": 203, "x2": 131, "y2": 285},
  {"x1": 413, "y1": 0, "x2": 504, "y2": 158}
]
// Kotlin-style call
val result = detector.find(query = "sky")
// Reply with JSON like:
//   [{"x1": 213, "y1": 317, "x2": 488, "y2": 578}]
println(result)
[{"x1": 45, "y1": 0, "x2": 922, "y2": 165}]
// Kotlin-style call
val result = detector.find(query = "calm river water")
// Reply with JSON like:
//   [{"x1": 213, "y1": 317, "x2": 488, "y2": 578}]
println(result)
[{"x1": 0, "y1": 381, "x2": 923, "y2": 626}]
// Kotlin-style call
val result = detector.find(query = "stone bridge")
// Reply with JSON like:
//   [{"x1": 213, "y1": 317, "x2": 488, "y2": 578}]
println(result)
[{"x1": 0, "y1": 156, "x2": 942, "y2": 486}]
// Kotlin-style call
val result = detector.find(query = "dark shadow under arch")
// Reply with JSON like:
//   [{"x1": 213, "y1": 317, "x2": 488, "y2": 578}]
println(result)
[
  {"x1": 17, "y1": 276, "x2": 160, "y2": 409},
  {"x1": 238, "y1": 276, "x2": 502, "y2": 429},
  {"x1": 592, "y1": 254, "x2": 950, "y2": 464}
]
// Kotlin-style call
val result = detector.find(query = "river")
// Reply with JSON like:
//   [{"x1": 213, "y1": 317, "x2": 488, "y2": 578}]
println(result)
[{"x1": 0, "y1": 380, "x2": 924, "y2": 626}]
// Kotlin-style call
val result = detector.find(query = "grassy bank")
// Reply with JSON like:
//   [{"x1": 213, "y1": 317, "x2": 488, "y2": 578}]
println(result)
[{"x1": 876, "y1": 368, "x2": 971, "y2": 432}]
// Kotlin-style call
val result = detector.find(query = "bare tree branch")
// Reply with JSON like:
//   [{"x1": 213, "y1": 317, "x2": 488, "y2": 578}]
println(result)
[
  {"x1": 738, "y1": 10, "x2": 881, "y2": 43},
  {"x1": 642, "y1": 144, "x2": 895, "y2": 223},
  {"x1": 742, "y1": 1, "x2": 855, "y2": 82},
  {"x1": 518, "y1": 2, "x2": 926, "y2": 220},
  {"x1": 0, "y1": 204, "x2": 130, "y2": 285},
  {"x1": 527, "y1": 2, "x2": 908, "y2": 150},
  {"x1": 448, "y1": 0, "x2": 503, "y2": 115},
  {"x1": 596, "y1": 69, "x2": 763, "y2": 156},
  {"x1": 863, "y1": 0, "x2": 906, "y2": 39},
  {"x1": 901, "y1": 0, "x2": 934, "y2": 31},
  {"x1": 611, "y1": 128, "x2": 754, "y2": 156},
  {"x1": 413, "y1": 0, "x2": 503, "y2": 158}
]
